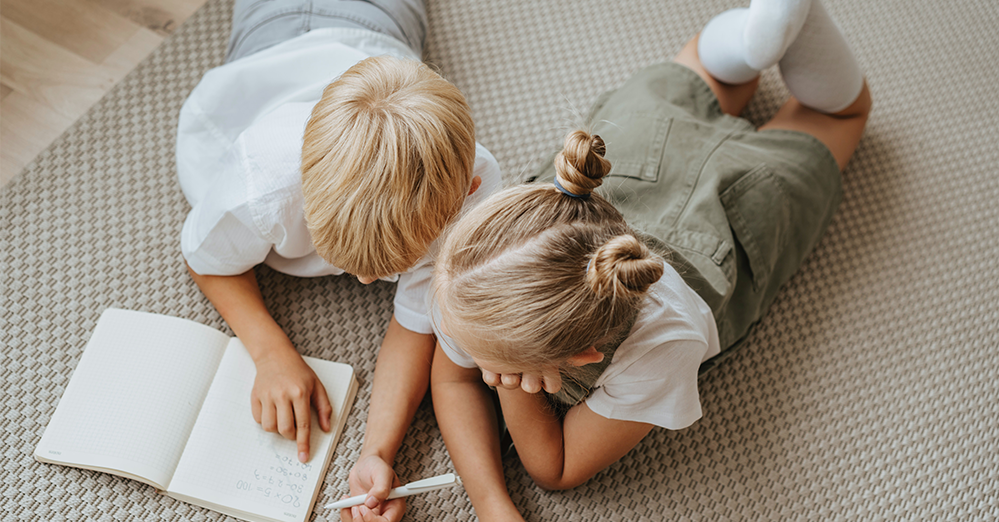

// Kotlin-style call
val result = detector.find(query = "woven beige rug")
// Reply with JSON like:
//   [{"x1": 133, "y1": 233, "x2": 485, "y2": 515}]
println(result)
[{"x1": 3, "y1": 0, "x2": 997, "y2": 520}]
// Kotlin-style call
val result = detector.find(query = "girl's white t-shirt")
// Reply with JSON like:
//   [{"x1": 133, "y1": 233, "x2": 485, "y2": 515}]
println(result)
[
  {"x1": 175, "y1": 27, "x2": 503, "y2": 335},
  {"x1": 436, "y1": 261, "x2": 721, "y2": 430}
]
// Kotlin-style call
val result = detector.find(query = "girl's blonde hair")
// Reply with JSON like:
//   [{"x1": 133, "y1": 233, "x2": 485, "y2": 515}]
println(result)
[
  {"x1": 302, "y1": 56, "x2": 476, "y2": 278},
  {"x1": 434, "y1": 130, "x2": 665, "y2": 370}
]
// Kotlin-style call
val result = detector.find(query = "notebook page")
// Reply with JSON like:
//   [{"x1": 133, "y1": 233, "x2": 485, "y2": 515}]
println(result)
[
  {"x1": 168, "y1": 340, "x2": 355, "y2": 522},
  {"x1": 35, "y1": 309, "x2": 230, "y2": 488}
]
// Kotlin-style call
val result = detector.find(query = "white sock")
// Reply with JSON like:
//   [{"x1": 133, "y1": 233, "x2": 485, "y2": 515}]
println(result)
[
  {"x1": 698, "y1": 8, "x2": 759, "y2": 84},
  {"x1": 743, "y1": 0, "x2": 812, "y2": 70},
  {"x1": 697, "y1": 0, "x2": 863, "y2": 113},
  {"x1": 778, "y1": 0, "x2": 864, "y2": 113},
  {"x1": 698, "y1": 0, "x2": 811, "y2": 84}
]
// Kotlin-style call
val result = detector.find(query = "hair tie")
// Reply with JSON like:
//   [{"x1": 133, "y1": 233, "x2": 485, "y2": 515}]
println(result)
[{"x1": 553, "y1": 177, "x2": 590, "y2": 199}]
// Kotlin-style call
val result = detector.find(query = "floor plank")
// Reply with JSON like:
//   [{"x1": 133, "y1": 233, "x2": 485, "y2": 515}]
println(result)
[
  {"x1": 94, "y1": 0, "x2": 208, "y2": 36},
  {"x1": 0, "y1": 18, "x2": 163, "y2": 184},
  {"x1": 0, "y1": 0, "x2": 141, "y2": 64},
  {"x1": 1, "y1": 17, "x2": 116, "y2": 118},
  {"x1": 100, "y1": 27, "x2": 165, "y2": 79},
  {"x1": 0, "y1": 0, "x2": 207, "y2": 188}
]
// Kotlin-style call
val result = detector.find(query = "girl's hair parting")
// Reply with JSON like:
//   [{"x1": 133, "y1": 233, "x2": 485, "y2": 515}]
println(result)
[{"x1": 433, "y1": 130, "x2": 664, "y2": 369}]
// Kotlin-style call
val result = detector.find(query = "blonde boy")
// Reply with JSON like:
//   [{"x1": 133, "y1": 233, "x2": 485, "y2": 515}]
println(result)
[{"x1": 176, "y1": 2, "x2": 500, "y2": 521}]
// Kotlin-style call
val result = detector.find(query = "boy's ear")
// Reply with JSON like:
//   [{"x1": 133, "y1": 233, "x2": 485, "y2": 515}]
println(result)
[
  {"x1": 567, "y1": 346, "x2": 604, "y2": 367},
  {"x1": 468, "y1": 175, "x2": 482, "y2": 196}
]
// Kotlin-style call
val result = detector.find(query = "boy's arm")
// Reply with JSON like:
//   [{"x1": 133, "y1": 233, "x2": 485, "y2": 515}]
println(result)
[
  {"x1": 431, "y1": 344, "x2": 526, "y2": 522},
  {"x1": 495, "y1": 386, "x2": 653, "y2": 490},
  {"x1": 186, "y1": 263, "x2": 333, "y2": 462},
  {"x1": 342, "y1": 316, "x2": 435, "y2": 522}
]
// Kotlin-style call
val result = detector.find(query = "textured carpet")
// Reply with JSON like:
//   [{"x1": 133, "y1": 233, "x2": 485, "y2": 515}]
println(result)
[{"x1": 3, "y1": 0, "x2": 998, "y2": 520}]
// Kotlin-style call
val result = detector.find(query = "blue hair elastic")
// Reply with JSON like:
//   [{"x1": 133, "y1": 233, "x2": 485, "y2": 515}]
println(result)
[{"x1": 553, "y1": 177, "x2": 590, "y2": 199}]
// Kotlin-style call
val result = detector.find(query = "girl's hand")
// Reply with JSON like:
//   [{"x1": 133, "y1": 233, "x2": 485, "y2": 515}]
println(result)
[
  {"x1": 251, "y1": 348, "x2": 333, "y2": 463},
  {"x1": 346, "y1": 504, "x2": 394, "y2": 522},
  {"x1": 480, "y1": 369, "x2": 562, "y2": 394},
  {"x1": 341, "y1": 454, "x2": 405, "y2": 522}
]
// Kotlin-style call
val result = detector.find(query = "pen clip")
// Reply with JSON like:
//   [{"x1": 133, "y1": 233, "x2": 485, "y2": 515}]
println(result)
[{"x1": 403, "y1": 473, "x2": 457, "y2": 491}]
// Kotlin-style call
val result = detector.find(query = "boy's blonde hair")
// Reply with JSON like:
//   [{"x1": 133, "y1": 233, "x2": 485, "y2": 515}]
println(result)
[
  {"x1": 302, "y1": 56, "x2": 476, "y2": 278},
  {"x1": 433, "y1": 130, "x2": 665, "y2": 373}
]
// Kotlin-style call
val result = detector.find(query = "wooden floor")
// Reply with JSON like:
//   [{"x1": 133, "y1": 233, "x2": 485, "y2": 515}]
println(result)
[{"x1": 0, "y1": 0, "x2": 211, "y2": 188}]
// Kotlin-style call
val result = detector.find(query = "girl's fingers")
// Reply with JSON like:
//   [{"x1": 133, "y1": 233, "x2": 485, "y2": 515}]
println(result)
[
  {"x1": 481, "y1": 370, "x2": 501, "y2": 387},
  {"x1": 354, "y1": 505, "x2": 379, "y2": 522},
  {"x1": 379, "y1": 498, "x2": 407, "y2": 522},
  {"x1": 542, "y1": 373, "x2": 562, "y2": 394},
  {"x1": 520, "y1": 373, "x2": 543, "y2": 394},
  {"x1": 500, "y1": 372, "x2": 521, "y2": 389}
]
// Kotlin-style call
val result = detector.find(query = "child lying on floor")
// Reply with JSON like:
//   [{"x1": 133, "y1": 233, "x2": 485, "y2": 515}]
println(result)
[{"x1": 425, "y1": 1, "x2": 871, "y2": 520}]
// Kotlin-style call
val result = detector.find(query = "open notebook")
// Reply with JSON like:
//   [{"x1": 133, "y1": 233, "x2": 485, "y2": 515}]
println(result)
[{"x1": 35, "y1": 308, "x2": 358, "y2": 522}]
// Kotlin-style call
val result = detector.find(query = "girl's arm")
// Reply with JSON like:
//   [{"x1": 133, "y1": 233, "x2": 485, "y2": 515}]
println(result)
[
  {"x1": 430, "y1": 344, "x2": 526, "y2": 522},
  {"x1": 343, "y1": 317, "x2": 435, "y2": 522},
  {"x1": 495, "y1": 386, "x2": 653, "y2": 490}
]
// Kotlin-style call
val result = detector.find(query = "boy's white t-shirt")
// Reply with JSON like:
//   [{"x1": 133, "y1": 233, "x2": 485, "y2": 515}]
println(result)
[
  {"x1": 436, "y1": 261, "x2": 722, "y2": 430},
  {"x1": 175, "y1": 27, "x2": 503, "y2": 335}
]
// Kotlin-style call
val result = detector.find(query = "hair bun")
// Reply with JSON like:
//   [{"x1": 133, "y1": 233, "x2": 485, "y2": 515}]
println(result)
[
  {"x1": 586, "y1": 235, "x2": 664, "y2": 299},
  {"x1": 553, "y1": 130, "x2": 612, "y2": 197}
]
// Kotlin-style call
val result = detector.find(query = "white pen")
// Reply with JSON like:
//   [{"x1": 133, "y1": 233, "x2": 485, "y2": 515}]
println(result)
[{"x1": 324, "y1": 473, "x2": 460, "y2": 510}]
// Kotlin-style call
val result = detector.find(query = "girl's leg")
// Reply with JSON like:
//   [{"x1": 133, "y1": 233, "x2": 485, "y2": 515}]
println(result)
[
  {"x1": 673, "y1": 35, "x2": 760, "y2": 117},
  {"x1": 760, "y1": 0, "x2": 870, "y2": 170},
  {"x1": 695, "y1": 0, "x2": 863, "y2": 115},
  {"x1": 760, "y1": 82, "x2": 871, "y2": 171},
  {"x1": 775, "y1": 0, "x2": 863, "y2": 113},
  {"x1": 695, "y1": 0, "x2": 812, "y2": 85}
]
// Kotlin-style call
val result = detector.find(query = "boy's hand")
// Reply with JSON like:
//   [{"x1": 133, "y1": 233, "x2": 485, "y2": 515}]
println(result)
[
  {"x1": 251, "y1": 348, "x2": 333, "y2": 463},
  {"x1": 341, "y1": 454, "x2": 405, "y2": 522},
  {"x1": 480, "y1": 369, "x2": 562, "y2": 394}
]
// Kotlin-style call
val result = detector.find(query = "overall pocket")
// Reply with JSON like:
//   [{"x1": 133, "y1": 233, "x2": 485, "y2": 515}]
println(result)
[
  {"x1": 594, "y1": 113, "x2": 672, "y2": 183},
  {"x1": 719, "y1": 164, "x2": 791, "y2": 291}
]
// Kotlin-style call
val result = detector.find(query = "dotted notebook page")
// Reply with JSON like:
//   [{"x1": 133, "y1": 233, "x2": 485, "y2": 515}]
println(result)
[
  {"x1": 35, "y1": 309, "x2": 230, "y2": 488},
  {"x1": 168, "y1": 340, "x2": 355, "y2": 522}
]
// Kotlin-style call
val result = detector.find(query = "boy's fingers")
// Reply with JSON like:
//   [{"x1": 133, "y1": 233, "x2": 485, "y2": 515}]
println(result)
[
  {"x1": 313, "y1": 381, "x2": 333, "y2": 432},
  {"x1": 251, "y1": 395, "x2": 262, "y2": 424},
  {"x1": 277, "y1": 402, "x2": 297, "y2": 440},
  {"x1": 260, "y1": 401, "x2": 278, "y2": 432},
  {"x1": 293, "y1": 398, "x2": 311, "y2": 463}
]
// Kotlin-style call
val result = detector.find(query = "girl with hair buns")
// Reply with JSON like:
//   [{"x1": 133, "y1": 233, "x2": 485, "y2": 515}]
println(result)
[{"x1": 426, "y1": 1, "x2": 870, "y2": 520}]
